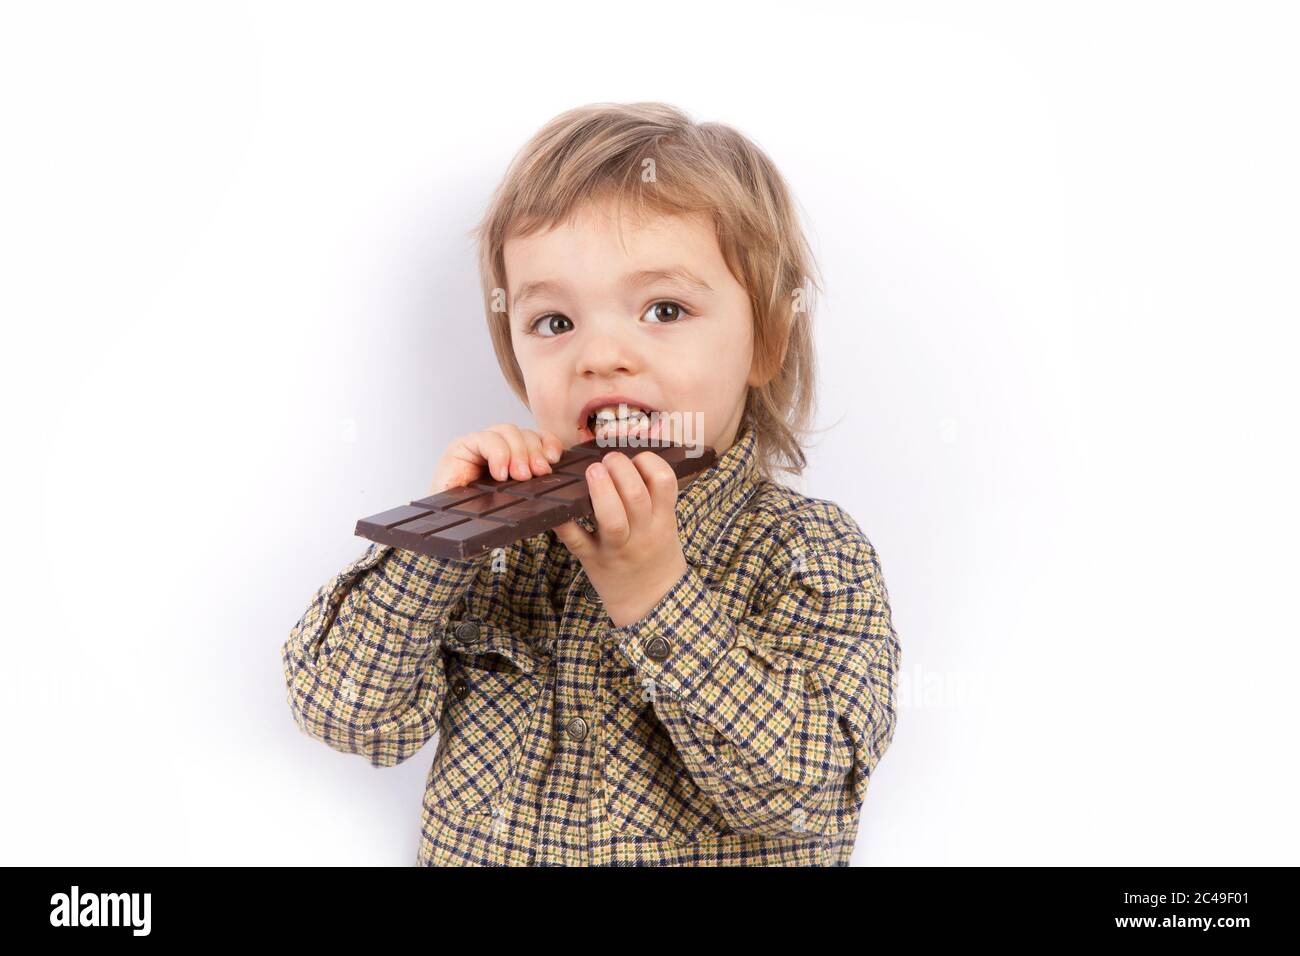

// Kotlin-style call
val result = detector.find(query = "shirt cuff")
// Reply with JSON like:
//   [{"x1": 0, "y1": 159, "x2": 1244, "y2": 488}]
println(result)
[
  {"x1": 608, "y1": 562, "x2": 736, "y2": 702},
  {"x1": 362, "y1": 543, "x2": 491, "y2": 621}
]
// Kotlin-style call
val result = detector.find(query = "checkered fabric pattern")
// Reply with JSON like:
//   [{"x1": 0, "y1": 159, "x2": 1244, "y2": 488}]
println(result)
[{"x1": 281, "y1": 421, "x2": 901, "y2": 866}]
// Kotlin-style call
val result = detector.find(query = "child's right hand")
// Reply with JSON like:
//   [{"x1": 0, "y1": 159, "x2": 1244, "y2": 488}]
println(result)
[{"x1": 427, "y1": 423, "x2": 566, "y2": 496}]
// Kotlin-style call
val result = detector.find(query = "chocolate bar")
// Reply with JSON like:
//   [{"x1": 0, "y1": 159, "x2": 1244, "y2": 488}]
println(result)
[{"x1": 355, "y1": 438, "x2": 717, "y2": 560}]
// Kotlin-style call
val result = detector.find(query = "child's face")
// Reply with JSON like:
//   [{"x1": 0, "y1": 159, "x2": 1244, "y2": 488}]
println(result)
[{"x1": 505, "y1": 199, "x2": 757, "y2": 454}]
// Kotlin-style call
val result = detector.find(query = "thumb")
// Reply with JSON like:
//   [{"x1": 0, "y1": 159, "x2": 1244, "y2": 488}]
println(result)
[{"x1": 553, "y1": 518, "x2": 595, "y2": 558}]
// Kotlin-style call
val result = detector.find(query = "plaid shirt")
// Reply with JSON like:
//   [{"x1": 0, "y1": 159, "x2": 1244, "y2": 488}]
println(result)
[{"x1": 281, "y1": 421, "x2": 900, "y2": 866}]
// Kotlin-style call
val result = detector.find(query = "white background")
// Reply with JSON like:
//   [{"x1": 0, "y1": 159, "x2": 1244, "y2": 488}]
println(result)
[{"x1": 2, "y1": 0, "x2": 1296, "y2": 865}]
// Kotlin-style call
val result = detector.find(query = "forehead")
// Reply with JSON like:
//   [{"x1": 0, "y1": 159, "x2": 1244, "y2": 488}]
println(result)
[{"x1": 503, "y1": 200, "x2": 719, "y2": 276}]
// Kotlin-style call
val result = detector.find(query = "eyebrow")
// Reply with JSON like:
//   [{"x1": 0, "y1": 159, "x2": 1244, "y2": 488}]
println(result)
[{"x1": 511, "y1": 267, "x2": 714, "y2": 309}]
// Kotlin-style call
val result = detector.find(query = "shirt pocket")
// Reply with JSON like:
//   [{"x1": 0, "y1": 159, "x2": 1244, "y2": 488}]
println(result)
[
  {"x1": 599, "y1": 677, "x2": 733, "y2": 845},
  {"x1": 427, "y1": 619, "x2": 545, "y2": 815}
]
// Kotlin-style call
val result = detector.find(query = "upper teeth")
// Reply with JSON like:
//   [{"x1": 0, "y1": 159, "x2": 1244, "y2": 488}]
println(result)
[{"x1": 591, "y1": 403, "x2": 649, "y2": 423}]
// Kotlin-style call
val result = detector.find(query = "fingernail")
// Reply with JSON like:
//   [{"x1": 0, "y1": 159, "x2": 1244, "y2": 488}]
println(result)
[
  {"x1": 546, "y1": 447, "x2": 560, "y2": 462},
  {"x1": 589, "y1": 463, "x2": 606, "y2": 480},
  {"x1": 533, "y1": 455, "x2": 550, "y2": 473}
]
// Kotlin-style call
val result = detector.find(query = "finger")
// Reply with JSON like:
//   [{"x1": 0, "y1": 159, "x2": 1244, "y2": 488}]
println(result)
[
  {"x1": 518, "y1": 429, "x2": 553, "y2": 476},
  {"x1": 601, "y1": 451, "x2": 653, "y2": 532},
  {"x1": 552, "y1": 517, "x2": 595, "y2": 558},
  {"x1": 486, "y1": 423, "x2": 535, "y2": 481},
  {"x1": 585, "y1": 459, "x2": 630, "y2": 547},
  {"x1": 428, "y1": 457, "x2": 476, "y2": 495},
  {"x1": 463, "y1": 430, "x2": 513, "y2": 482},
  {"x1": 538, "y1": 430, "x2": 564, "y2": 464},
  {"x1": 631, "y1": 450, "x2": 680, "y2": 517}
]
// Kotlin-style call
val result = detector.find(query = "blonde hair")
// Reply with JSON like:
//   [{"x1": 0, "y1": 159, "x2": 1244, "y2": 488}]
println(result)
[{"x1": 470, "y1": 101, "x2": 823, "y2": 481}]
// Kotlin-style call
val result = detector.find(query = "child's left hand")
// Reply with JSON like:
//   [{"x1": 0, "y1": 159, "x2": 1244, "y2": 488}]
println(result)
[{"x1": 553, "y1": 449, "x2": 689, "y2": 629}]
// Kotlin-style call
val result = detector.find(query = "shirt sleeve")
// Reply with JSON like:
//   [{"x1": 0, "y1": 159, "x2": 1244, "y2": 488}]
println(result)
[
  {"x1": 280, "y1": 541, "x2": 491, "y2": 768},
  {"x1": 607, "y1": 509, "x2": 901, "y2": 838}
]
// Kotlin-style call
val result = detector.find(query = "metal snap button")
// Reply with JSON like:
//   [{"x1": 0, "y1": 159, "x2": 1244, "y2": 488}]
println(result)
[
  {"x1": 566, "y1": 716, "x2": 588, "y2": 741},
  {"x1": 452, "y1": 679, "x2": 469, "y2": 698},
  {"x1": 453, "y1": 620, "x2": 480, "y2": 644},
  {"x1": 644, "y1": 636, "x2": 671, "y2": 661}
]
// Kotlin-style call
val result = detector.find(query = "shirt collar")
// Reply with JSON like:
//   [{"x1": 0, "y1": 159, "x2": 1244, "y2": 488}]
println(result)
[{"x1": 675, "y1": 419, "x2": 762, "y2": 567}]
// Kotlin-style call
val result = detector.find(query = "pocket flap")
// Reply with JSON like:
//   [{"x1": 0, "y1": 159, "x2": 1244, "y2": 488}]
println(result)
[{"x1": 443, "y1": 617, "x2": 539, "y2": 675}]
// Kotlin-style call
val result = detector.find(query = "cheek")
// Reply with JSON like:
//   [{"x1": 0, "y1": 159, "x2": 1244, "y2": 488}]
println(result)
[
  {"x1": 668, "y1": 354, "x2": 730, "y2": 413},
  {"x1": 695, "y1": 319, "x2": 751, "y2": 378},
  {"x1": 519, "y1": 365, "x2": 568, "y2": 423},
  {"x1": 516, "y1": 365, "x2": 552, "y2": 418}
]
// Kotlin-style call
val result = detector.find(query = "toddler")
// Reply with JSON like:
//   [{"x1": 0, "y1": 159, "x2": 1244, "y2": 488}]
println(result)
[{"x1": 281, "y1": 102, "x2": 901, "y2": 866}]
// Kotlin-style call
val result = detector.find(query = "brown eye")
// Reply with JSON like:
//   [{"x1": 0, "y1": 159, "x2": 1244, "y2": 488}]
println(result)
[
  {"x1": 532, "y1": 314, "x2": 573, "y2": 337},
  {"x1": 643, "y1": 301, "x2": 687, "y2": 323}
]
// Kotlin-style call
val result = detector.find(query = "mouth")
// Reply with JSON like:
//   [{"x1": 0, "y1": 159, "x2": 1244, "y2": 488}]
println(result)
[{"x1": 577, "y1": 399, "x2": 662, "y2": 444}]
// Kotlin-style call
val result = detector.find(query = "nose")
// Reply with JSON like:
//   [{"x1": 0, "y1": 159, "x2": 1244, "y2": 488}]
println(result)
[{"x1": 576, "y1": 320, "x2": 640, "y2": 378}]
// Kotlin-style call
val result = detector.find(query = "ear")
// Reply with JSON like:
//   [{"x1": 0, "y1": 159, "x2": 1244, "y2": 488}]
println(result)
[
  {"x1": 745, "y1": 336, "x2": 766, "y2": 388},
  {"x1": 746, "y1": 311, "x2": 793, "y2": 388},
  {"x1": 747, "y1": 340, "x2": 789, "y2": 387}
]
